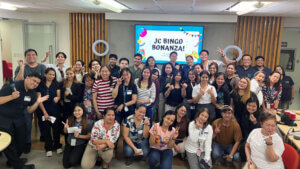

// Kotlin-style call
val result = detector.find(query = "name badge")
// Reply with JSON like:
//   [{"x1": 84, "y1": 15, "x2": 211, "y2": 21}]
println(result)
[
  {"x1": 127, "y1": 90, "x2": 132, "y2": 95},
  {"x1": 71, "y1": 138, "x2": 76, "y2": 146},
  {"x1": 124, "y1": 106, "x2": 129, "y2": 112},
  {"x1": 138, "y1": 130, "x2": 143, "y2": 134},
  {"x1": 191, "y1": 106, "x2": 195, "y2": 110},
  {"x1": 24, "y1": 96, "x2": 31, "y2": 102},
  {"x1": 266, "y1": 103, "x2": 270, "y2": 109}
]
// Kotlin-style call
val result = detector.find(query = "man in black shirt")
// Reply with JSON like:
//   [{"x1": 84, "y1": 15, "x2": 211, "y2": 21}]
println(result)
[
  {"x1": 0, "y1": 72, "x2": 49, "y2": 169},
  {"x1": 109, "y1": 54, "x2": 120, "y2": 78}
]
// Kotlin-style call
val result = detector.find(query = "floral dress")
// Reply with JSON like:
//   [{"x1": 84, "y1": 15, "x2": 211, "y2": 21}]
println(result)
[{"x1": 262, "y1": 84, "x2": 282, "y2": 108}]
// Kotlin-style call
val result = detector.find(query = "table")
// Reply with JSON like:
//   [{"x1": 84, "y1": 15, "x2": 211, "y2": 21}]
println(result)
[
  {"x1": 276, "y1": 110, "x2": 300, "y2": 150},
  {"x1": 0, "y1": 131, "x2": 12, "y2": 151}
]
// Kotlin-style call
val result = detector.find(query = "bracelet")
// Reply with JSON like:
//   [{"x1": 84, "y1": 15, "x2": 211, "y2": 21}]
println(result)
[
  {"x1": 172, "y1": 138, "x2": 176, "y2": 140},
  {"x1": 266, "y1": 142, "x2": 273, "y2": 146}
]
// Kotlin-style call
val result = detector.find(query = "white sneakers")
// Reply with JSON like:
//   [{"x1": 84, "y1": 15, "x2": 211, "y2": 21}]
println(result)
[
  {"x1": 46, "y1": 151, "x2": 53, "y2": 157},
  {"x1": 56, "y1": 148, "x2": 63, "y2": 154}
]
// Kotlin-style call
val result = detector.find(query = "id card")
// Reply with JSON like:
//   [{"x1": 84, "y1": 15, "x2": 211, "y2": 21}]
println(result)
[
  {"x1": 124, "y1": 106, "x2": 129, "y2": 112},
  {"x1": 266, "y1": 103, "x2": 270, "y2": 109},
  {"x1": 127, "y1": 90, "x2": 132, "y2": 95},
  {"x1": 196, "y1": 148, "x2": 202, "y2": 157},
  {"x1": 24, "y1": 96, "x2": 31, "y2": 102},
  {"x1": 191, "y1": 106, "x2": 195, "y2": 110},
  {"x1": 71, "y1": 138, "x2": 76, "y2": 146}
]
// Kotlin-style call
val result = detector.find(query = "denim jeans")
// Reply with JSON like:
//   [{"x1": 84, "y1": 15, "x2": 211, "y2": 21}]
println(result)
[
  {"x1": 146, "y1": 105, "x2": 153, "y2": 126},
  {"x1": 115, "y1": 106, "x2": 134, "y2": 125},
  {"x1": 24, "y1": 110, "x2": 33, "y2": 143},
  {"x1": 123, "y1": 139, "x2": 149, "y2": 159},
  {"x1": 212, "y1": 141, "x2": 240, "y2": 162},
  {"x1": 149, "y1": 148, "x2": 173, "y2": 169}
]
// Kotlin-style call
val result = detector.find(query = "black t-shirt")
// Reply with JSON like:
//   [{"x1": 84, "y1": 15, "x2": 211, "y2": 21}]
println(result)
[
  {"x1": 163, "y1": 84, "x2": 184, "y2": 107},
  {"x1": 36, "y1": 82, "x2": 59, "y2": 114},
  {"x1": 114, "y1": 82, "x2": 138, "y2": 107},
  {"x1": 216, "y1": 85, "x2": 231, "y2": 106},
  {"x1": 186, "y1": 82, "x2": 196, "y2": 100},
  {"x1": 0, "y1": 80, "x2": 37, "y2": 128},
  {"x1": 281, "y1": 76, "x2": 294, "y2": 101}
]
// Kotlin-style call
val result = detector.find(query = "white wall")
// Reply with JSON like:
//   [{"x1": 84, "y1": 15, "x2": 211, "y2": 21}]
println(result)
[
  {"x1": 0, "y1": 9, "x2": 70, "y2": 66},
  {"x1": 281, "y1": 28, "x2": 300, "y2": 90}
]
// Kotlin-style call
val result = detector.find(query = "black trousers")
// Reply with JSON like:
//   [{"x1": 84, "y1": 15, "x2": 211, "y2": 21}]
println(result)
[
  {"x1": 62, "y1": 142, "x2": 86, "y2": 168},
  {"x1": 0, "y1": 123, "x2": 27, "y2": 169}
]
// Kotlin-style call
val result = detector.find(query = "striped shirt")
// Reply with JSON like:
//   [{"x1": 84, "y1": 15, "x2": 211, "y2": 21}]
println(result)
[
  {"x1": 135, "y1": 79, "x2": 156, "y2": 106},
  {"x1": 92, "y1": 77, "x2": 117, "y2": 112}
]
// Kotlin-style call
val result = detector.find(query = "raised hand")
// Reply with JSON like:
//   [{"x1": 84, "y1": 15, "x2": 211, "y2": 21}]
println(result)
[
  {"x1": 249, "y1": 114, "x2": 257, "y2": 124},
  {"x1": 217, "y1": 48, "x2": 225, "y2": 56},
  {"x1": 62, "y1": 119, "x2": 69, "y2": 128},
  {"x1": 144, "y1": 117, "x2": 150, "y2": 126},
  {"x1": 208, "y1": 88, "x2": 214, "y2": 96},
  {"x1": 11, "y1": 91, "x2": 20, "y2": 99},
  {"x1": 17, "y1": 60, "x2": 25, "y2": 68},
  {"x1": 74, "y1": 131, "x2": 80, "y2": 138},
  {"x1": 169, "y1": 85, "x2": 174, "y2": 91},
  {"x1": 53, "y1": 96, "x2": 60, "y2": 103},
  {"x1": 116, "y1": 77, "x2": 123, "y2": 86},
  {"x1": 214, "y1": 124, "x2": 221, "y2": 134},
  {"x1": 37, "y1": 95, "x2": 49, "y2": 104},
  {"x1": 199, "y1": 88, "x2": 205, "y2": 96},
  {"x1": 173, "y1": 127, "x2": 180, "y2": 139},
  {"x1": 265, "y1": 135, "x2": 273, "y2": 144},
  {"x1": 152, "y1": 124, "x2": 158, "y2": 136},
  {"x1": 182, "y1": 83, "x2": 188, "y2": 89}
]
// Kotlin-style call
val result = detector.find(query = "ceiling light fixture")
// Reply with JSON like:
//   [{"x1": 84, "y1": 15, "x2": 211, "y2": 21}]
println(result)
[
  {"x1": 0, "y1": 2, "x2": 17, "y2": 11},
  {"x1": 92, "y1": 0, "x2": 128, "y2": 13},
  {"x1": 226, "y1": 1, "x2": 273, "y2": 15}
]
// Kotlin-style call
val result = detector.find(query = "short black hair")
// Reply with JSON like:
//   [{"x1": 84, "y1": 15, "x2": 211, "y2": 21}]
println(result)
[
  {"x1": 242, "y1": 54, "x2": 252, "y2": 60},
  {"x1": 56, "y1": 52, "x2": 67, "y2": 59},
  {"x1": 119, "y1": 57, "x2": 129, "y2": 64},
  {"x1": 200, "y1": 49, "x2": 209, "y2": 56},
  {"x1": 24, "y1": 49, "x2": 38, "y2": 57},
  {"x1": 169, "y1": 51, "x2": 178, "y2": 57},
  {"x1": 134, "y1": 53, "x2": 143, "y2": 60},
  {"x1": 82, "y1": 73, "x2": 95, "y2": 84},
  {"x1": 186, "y1": 55, "x2": 194, "y2": 60},
  {"x1": 27, "y1": 72, "x2": 42, "y2": 80},
  {"x1": 255, "y1": 56, "x2": 264, "y2": 61},
  {"x1": 109, "y1": 54, "x2": 118, "y2": 60},
  {"x1": 88, "y1": 59, "x2": 101, "y2": 69},
  {"x1": 103, "y1": 107, "x2": 115, "y2": 116}
]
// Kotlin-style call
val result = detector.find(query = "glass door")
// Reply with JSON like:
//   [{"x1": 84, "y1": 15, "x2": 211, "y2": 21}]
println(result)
[{"x1": 24, "y1": 22, "x2": 56, "y2": 64}]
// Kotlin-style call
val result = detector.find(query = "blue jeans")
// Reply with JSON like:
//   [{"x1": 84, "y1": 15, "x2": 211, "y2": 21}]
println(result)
[
  {"x1": 24, "y1": 110, "x2": 33, "y2": 143},
  {"x1": 123, "y1": 139, "x2": 149, "y2": 159},
  {"x1": 149, "y1": 148, "x2": 173, "y2": 169},
  {"x1": 146, "y1": 105, "x2": 153, "y2": 126},
  {"x1": 212, "y1": 141, "x2": 240, "y2": 162}
]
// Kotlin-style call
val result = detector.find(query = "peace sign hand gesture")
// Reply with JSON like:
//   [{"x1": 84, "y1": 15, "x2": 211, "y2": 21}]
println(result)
[{"x1": 172, "y1": 127, "x2": 180, "y2": 140}]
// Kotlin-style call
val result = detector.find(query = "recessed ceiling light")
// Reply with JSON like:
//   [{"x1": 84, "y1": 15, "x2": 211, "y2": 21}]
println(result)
[
  {"x1": 91, "y1": 0, "x2": 129, "y2": 13},
  {"x1": 0, "y1": 2, "x2": 17, "y2": 11},
  {"x1": 227, "y1": 1, "x2": 273, "y2": 15}
]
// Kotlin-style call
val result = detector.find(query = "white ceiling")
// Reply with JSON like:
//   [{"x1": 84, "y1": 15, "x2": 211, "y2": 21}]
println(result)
[{"x1": 1, "y1": 0, "x2": 300, "y2": 17}]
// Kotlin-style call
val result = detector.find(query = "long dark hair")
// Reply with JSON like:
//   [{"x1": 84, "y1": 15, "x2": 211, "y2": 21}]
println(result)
[
  {"x1": 99, "y1": 65, "x2": 114, "y2": 86},
  {"x1": 172, "y1": 104, "x2": 187, "y2": 127},
  {"x1": 41, "y1": 67, "x2": 59, "y2": 88},
  {"x1": 138, "y1": 67, "x2": 152, "y2": 89},
  {"x1": 67, "y1": 103, "x2": 88, "y2": 134},
  {"x1": 194, "y1": 108, "x2": 210, "y2": 128},
  {"x1": 120, "y1": 68, "x2": 134, "y2": 87},
  {"x1": 274, "y1": 65, "x2": 285, "y2": 76},
  {"x1": 145, "y1": 56, "x2": 158, "y2": 68},
  {"x1": 161, "y1": 63, "x2": 174, "y2": 82},
  {"x1": 265, "y1": 71, "x2": 281, "y2": 91},
  {"x1": 212, "y1": 72, "x2": 229, "y2": 92},
  {"x1": 160, "y1": 110, "x2": 176, "y2": 131},
  {"x1": 187, "y1": 68, "x2": 196, "y2": 83},
  {"x1": 171, "y1": 70, "x2": 183, "y2": 85}
]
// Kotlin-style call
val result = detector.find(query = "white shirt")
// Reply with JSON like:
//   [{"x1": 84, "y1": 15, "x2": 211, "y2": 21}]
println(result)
[
  {"x1": 192, "y1": 84, "x2": 217, "y2": 104},
  {"x1": 250, "y1": 79, "x2": 263, "y2": 106},
  {"x1": 185, "y1": 121, "x2": 213, "y2": 161},
  {"x1": 247, "y1": 128, "x2": 284, "y2": 169}
]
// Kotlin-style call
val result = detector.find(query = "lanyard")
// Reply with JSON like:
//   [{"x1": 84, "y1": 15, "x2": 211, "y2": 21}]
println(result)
[
  {"x1": 191, "y1": 82, "x2": 194, "y2": 88},
  {"x1": 123, "y1": 84, "x2": 128, "y2": 104},
  {"x1": 268, "y1": 87, "x2": 275, "y2": 96}
]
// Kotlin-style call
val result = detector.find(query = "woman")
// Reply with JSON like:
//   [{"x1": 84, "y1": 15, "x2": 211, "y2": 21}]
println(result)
[
  {"x1": 149, "y1": 110, "x2": 179, "y2": 169},
  {"x1": 275, "y1": 65, "x2": 294, "y2": 110},
  {"x1": 158, "y1": 63, "x2": 174, "y2": 121},
  {"x1": 145, "y1": 56, "x2": 161, "y2": 75},
  {"x1": 61, "y1": 68, "x2": 84, "y2": 123},
  {"x1": 135, "y1": 67, "x2": 156, "y2": 124},
  {"x1": 81, "y1": 107, "x2": 120, "y2": 169},
  {"x1": 164, "y1": 70, "x2": 185, "y2": 112},
  {"x1": 172, "y1": 104, "x2": 190, "y2": 158},
  {"x1": 151, "y1": 69, "x2": 160, "y2": 121},
  {"x1": 82, "y1": 73, "x2": 96, "y2": 121},
  {"x1": 74, "y1": 59, "x2": 85, "y2": 83},
  {"x1": 92, "y1": 65, "x2": 117, "y2": 119},
  {"x1": 112, "y1": 68, "x2": 137, "y2": 124},
  {"x1": 194, "y1": 63, "x2": 203, "y2": 83},
  {"x1": 192, "y1": 71, "x2": 217, "y2": 123},
  {"x1": 250, "y1": 71, "x2": 265, "y2": 107},
  {"x1": 37, "y1": 68, "x2": 62, "y2": 156},
  {"x1": 183, "y1": 69, "x2": 197, "y2": 120},
  {"x1": 212, "y1": 72, "x2": 231, "y2": 119},
  {"x1": 88, "y1": 59, "x2": 101, "y2": 79},
  {"x1": 245, "y1": 113, "x2": 284, "y2": 169},
  {"x1": 185, "y1": 108, "x2": 213, "y2": 169},
  {"x1": 262, "y1": 71, "x2": 282, "y2": 115},
  {"x1": 225, "y1": 63, "x2": 240, "y2": 92},
  {"x1": 63, "y1": 103, "x2": 93, "y2": 168},
  {"x1": 208, "y1": 62, "x2": 218, "y2": 84},
  {"x1": 122, "y1": 104, "x2": 150, "y2": 166},
  {"x1": 230, "y1": 77, "x2": 257, "y2": 125}
]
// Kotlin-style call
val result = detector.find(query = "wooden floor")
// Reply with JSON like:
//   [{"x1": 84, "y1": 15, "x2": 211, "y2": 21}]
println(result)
[{"x1": 30, "y1": 121, "x2": 236, "y2": 169}]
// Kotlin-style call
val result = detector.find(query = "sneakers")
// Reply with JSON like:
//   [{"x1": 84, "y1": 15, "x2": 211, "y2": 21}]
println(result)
[
  {"x1": 56, "y1": 148, "x2": 63, "y2": 154},
  {"x1": 46, "y1": 151, "x2": 53, "y2": 157},
  {"x1": 125, "y1": 158, "x2": 133, "y2": 167},
  {"x1": 6, "y1": 158, "x2": 28, "y2": 167},
  {"x1": 23, "y1": 164, "x2": 35, "y2": 169}
]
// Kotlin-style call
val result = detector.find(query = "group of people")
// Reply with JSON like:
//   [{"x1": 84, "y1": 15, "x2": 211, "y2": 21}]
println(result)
[{"x1": 0, "y1": 48, "x2": 295, "y2": 169}]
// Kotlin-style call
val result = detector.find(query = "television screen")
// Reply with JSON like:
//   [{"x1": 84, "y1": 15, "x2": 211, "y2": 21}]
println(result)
[{"x1": 135, "y1": 25, "x2": 204, "y2": 64}]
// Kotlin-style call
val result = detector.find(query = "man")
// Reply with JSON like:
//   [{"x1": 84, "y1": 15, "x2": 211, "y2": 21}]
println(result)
[
  {"x1": 14, "y1": 49, "x2": 47, "y2": 153},
  {"x1": 236, "y1": 54, "x2": 256, "y2": 79},
  {"x1": 254, "y1": 56, "x2": 272, "y2": 78},
  {"x1": 182, "y1": 55, "x2": 195, "y2": 80},
  {"x1": 212, "y1": 106, "x2": 242, "y2": 169},
  {"x1": 41, "y1": 51, "x2": 70, "y2": 82},
  {"x1": 108, "y1": 54, "x2": 120, "y2": 78},
  {"x1": 0, "y1": 72, "x2": 49, "y2": 169},
  {"x1": 129, "y1": 53, "x2": 143, "y2": 79},
  {"x1": 117, "y1": 58, "x2": 129, "y2": 78},
  {"x1": 168, "y1": 51, "x2": 181, "y2": 70}
]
